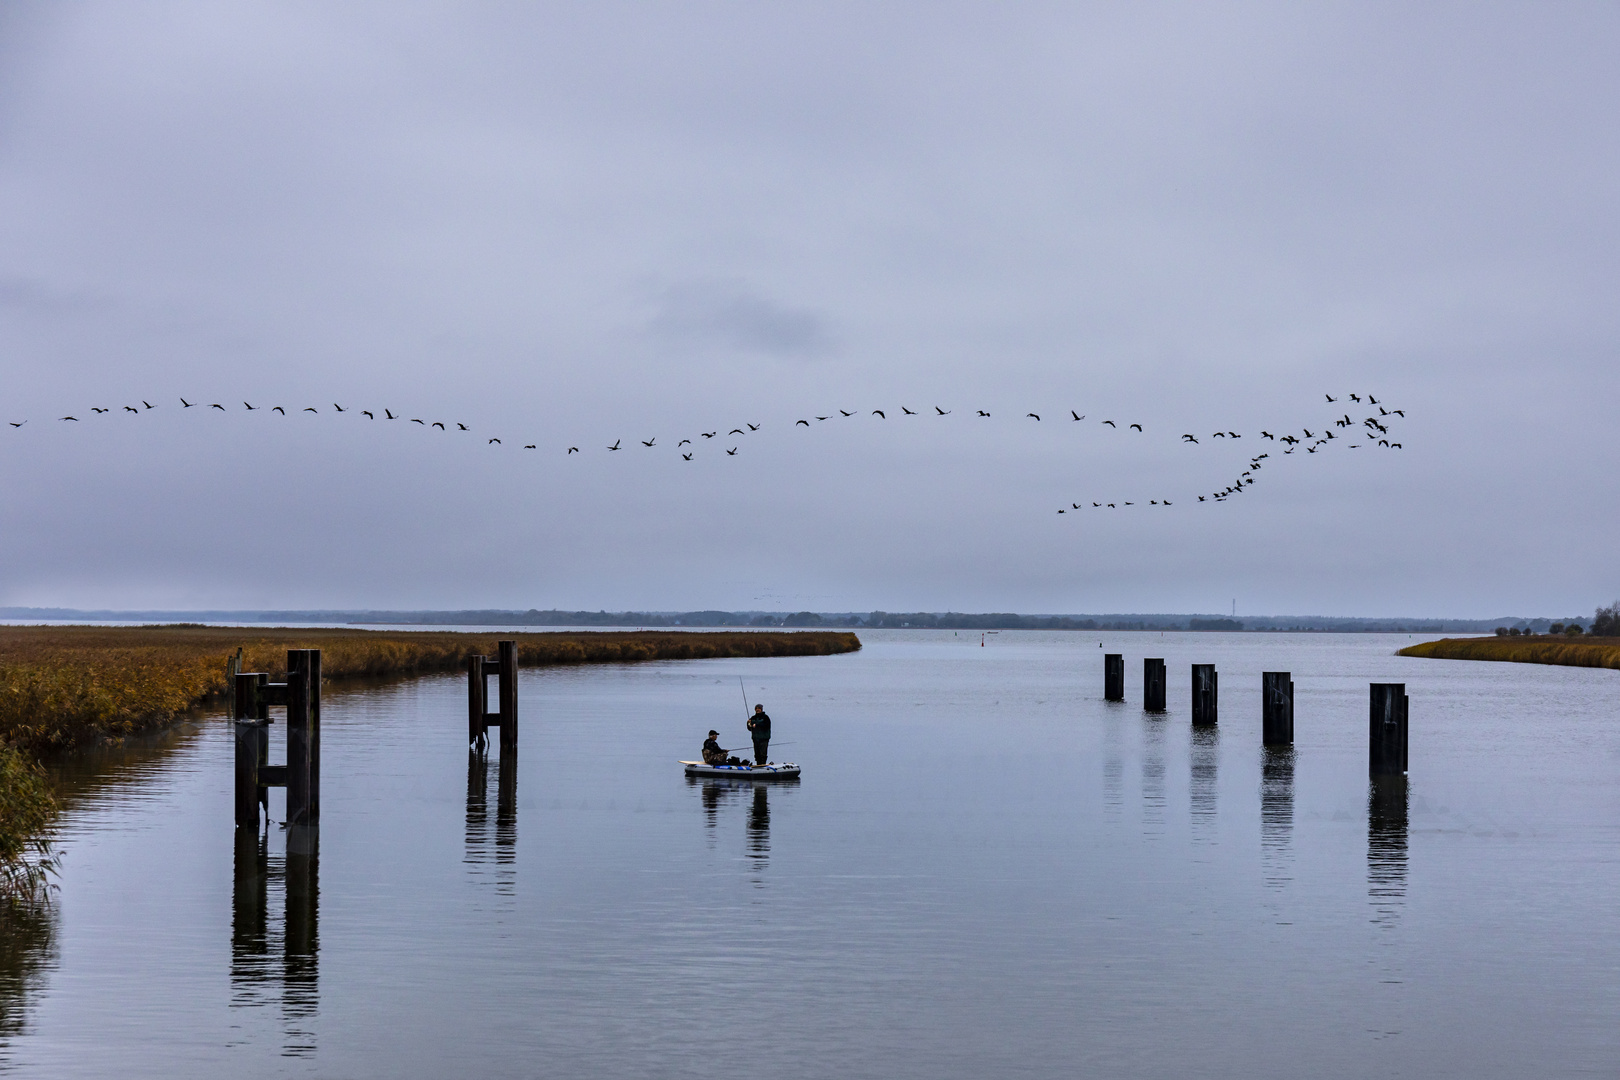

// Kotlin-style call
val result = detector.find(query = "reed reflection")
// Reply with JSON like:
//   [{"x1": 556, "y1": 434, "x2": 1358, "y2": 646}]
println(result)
[
  {"x1": 230, "y1": 825, "x2": 319, "y2": 1059},
  {"x1": 464, "y1": 749, "x2": 517, "y2": 894},
  {"x1": 1368, "y1": 776, "x2": 1409, "y2": 928},
  {"x1": 0, "y1": 903, "x2": 58, "y2": 1063},
  {"x1": 1189, "y1": 725, "x2": 1218, "y2": 842},
  {"x1": 1259, "y1": 747, "x2": 1295, "y2": 891}
]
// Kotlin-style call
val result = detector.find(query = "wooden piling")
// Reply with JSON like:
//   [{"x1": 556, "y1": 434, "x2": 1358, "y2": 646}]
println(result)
[
  {"x1": 497, "y1": 639, "x2": 518, "y2": 755},
  {"x1": 1143, "y1": 658, "x2": 1166, "y2": 713},
  {"x1": 1262, "y1": 671, "x2": 1294, "y2": 745},
  {"x1": 1104, "y1": 653, "x2": 1125, "y2": 701},
  {"x1": 1191, "y1": 664, "x2": 1217, "y2": 725},
  {"x1": 286, "y1": 651, "x2": 312, "y2": 827},
  {"x1": 233, "y1": 672, "x2": 267, "y2": 827},
  {"x1": 1369, "y1": 683, "x2": 1408, "y2": 777},
  {"x1": 467, "y1": 654, "x2": 487, "y2": 748}
]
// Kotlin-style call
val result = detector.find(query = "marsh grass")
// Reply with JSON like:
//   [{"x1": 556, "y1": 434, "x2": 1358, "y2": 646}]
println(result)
[
  {"x1": 0, "y1": 625, "x2": 861, "y2": 754},
  {"x1": 1398, "y1": 636, "x2": 1620, "y2": 671}
]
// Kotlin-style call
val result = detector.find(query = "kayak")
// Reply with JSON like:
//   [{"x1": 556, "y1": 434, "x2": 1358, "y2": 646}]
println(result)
[{"x1": 681, "y1": 760, "x2": 801, "y2": 779}]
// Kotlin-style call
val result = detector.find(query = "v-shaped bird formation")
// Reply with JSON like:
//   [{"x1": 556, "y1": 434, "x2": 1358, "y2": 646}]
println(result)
[{"x1": 8, "y1": 389, "x2": 1408, "y2": 515}]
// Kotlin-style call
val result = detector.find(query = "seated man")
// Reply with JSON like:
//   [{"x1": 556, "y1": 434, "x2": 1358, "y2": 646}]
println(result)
[{"x1": 702, "y1": 730, "x2": 727, "y2": 765}]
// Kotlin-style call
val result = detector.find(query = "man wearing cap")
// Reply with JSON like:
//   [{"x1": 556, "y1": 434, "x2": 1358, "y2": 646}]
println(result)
[
  {"x1": 747, "y1": 703, "x2": 771, "y2": 765},
  {"x1": 702, "y1": 730, "x2": 727, "y2": 765}
]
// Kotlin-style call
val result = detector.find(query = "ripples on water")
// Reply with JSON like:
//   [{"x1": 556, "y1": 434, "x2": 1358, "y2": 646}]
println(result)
[{"x1": 3, "y1": 630, "x2": 1619, "y2": 1078}]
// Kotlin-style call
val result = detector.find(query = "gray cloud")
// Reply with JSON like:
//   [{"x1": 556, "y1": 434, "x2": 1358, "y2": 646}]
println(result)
[
  {"x1": 0, "y1": 2, "x2": 1615, "y2": 616},
  {"x1": 645, "y1": 281, "x2": 833, "y2": 357}
]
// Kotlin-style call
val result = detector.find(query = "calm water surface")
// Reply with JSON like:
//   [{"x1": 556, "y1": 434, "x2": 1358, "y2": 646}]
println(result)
[{"x1": 4, "y1": 631, "x2": 1619, "y2": 1078}]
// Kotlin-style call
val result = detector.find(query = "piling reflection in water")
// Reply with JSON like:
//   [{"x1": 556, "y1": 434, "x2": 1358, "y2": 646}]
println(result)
[
  {"x1": 1368, "y1": 776, "x2": 1409, "y2": 928},
  {"x1": 1189, "y1": 725, "x2": 1219, "y2": 841},
  {"x1": 230, "y1": 825, "x2": 319, "y2": 1058},
  {"x1": 1102, "y1": 712, "x2": 1123, "y2": 823},
  {"x1": 1260, "y1": 747, "x2": 1295, "y2": 891},
  {"x1": 464, "y1": 750, "x2": 517, "y2": 894},
  {"x1": 1141, "y1": 718, "x2": 1166, "y2": 837}
]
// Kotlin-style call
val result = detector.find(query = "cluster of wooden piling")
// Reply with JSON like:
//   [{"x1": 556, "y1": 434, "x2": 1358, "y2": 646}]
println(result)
[
  {"x1": 1102, "y1": 652, "x2": 1409, "y2": 776},
  {"x1": 233, "y1": 649, "x2": 323, "y2": 827}
]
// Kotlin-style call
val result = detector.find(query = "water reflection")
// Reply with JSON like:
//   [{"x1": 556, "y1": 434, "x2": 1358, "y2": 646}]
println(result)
[
  {"x1": 1189, "y1": 725, "x2": 1219, "y2": 841},
  {"x1": 0, "y1": 904, "x2": 58, "y2": 1065},
  {"x1": 464, "y1": 750, "x2": 517, "y2": 894},
  {"x1": 1102, "y1": 712, "x2": 1123, "y2": 823},
  {"x1": 690, "y1": 778, "x2": 797, "y2": 866},
  {"x1": 1141, "y1": 719, "x2": 1166, "y2": 838},
  {"x1": 1260, "y1": 747, "x2": 1295, "y2": 891},
  {"x1": 230, "y1": 825, "x2": 320, "y2": 1058},
  {"x1": 1368, "y1": 776, "x2": 1410, "y2": 928}
]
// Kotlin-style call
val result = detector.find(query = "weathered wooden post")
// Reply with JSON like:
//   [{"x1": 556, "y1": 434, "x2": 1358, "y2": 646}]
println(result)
[
  {"x1": 234, "y1": 672, "x2": 268, "y2": 827},
  {"x1": 286, "y1": 652, "x2": 309, "y2": 826},
  {"x1": 498, "y1": 639, "x2": 518, "y2": 755},
  {"x1": 1262, "y1": 671, "x2": 1295, "y2": 745},
  {"x1": 1369, "y1": 683, "x2": 1408, "y2": 776},
  {"x1": 1104, "y1": 653, "x2": 1125, "y2": 701},
  {"x1": 1143, "y1": 658, "x2": 1166, "y2": 713},
  {"x1": 233, "y1": 651, "x2": 321, "y2": 828},
  {"x1": 467, "y1": 654, "x2": 487, "y2": 748},
  {"x1": 1191, "y1": 664, "x2": 1217, "y2": 725},
  {"x1": 467, "y1": 642, "x2": 519, "y2": 752}
]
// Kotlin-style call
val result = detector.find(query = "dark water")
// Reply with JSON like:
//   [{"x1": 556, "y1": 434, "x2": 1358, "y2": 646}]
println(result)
[{"x1": 4, "y1": 630, "x2": 1619, "y2": 1078}]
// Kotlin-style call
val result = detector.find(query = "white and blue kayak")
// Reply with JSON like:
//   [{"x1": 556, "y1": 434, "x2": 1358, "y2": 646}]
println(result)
[{"x1": 681, "y1": 760, "x2": 801, "y2": 779}]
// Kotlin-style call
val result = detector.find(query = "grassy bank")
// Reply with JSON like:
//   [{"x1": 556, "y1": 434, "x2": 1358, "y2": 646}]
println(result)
[
  {"x1": 0, "y1": 625, "x2": 861, "y2": 755},
  {"x1": 1398, "y1": 636, "x2": 1620, "y2": 671},
  {"x1": 0, "y1": 624, "x2": 858, "y2": 896}
]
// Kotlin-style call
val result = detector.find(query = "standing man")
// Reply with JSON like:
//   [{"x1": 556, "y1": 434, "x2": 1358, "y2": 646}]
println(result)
[{"x1": 747, "y1": 703, "x2": 772, "y2": 765}]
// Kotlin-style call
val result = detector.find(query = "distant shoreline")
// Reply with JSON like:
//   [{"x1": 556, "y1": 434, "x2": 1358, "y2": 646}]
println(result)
[{"x1": 1397, "y1": 636, "x2": 1620, "y2": 671}]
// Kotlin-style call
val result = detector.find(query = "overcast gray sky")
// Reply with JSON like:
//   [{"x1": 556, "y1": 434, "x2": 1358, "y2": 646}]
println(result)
[{"x1": 0, "y1": 2, "x2": 1615, "y2": 618}]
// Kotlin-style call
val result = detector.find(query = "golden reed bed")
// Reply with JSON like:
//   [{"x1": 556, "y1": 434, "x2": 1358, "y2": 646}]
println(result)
[
  {"x1": 1397, "y1": 636, "x2": 1620, "y2": 671},
  {"x1": 0, "y1": 624, "x2": 861, "y2": 755}
]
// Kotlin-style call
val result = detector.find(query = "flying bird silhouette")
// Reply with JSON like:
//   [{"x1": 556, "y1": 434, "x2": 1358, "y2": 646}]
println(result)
[
  {"x1": 702, "y1": 431, "x2": 716, "y2": 438},
  {"x1": 747, "y1": 423, "x2": 759, "y2": 431},
  {"x1": 362, "y1": 410, "x2": 373, "y2": 418},
  {"x1": 410, "y1": 418, "x2": 424, "y2": 425},
  {"x1": 1130, "y1": 423, "x2": 1142, "y2": 431},
  {"x1": 901, "y1": 407, "x2": 916, "y2": 415},
  {"x1": 8, "y1": 422, "x2": 23, "y2": 427},
  {"x1": 1367, "y1": 396, "x2": 1379, "y2": 405},
  {"x1": 142, "y1": 401, "x2": 153, "y2": 410},
  {"x1": 682, "y1": 452, "x2": 692, "y2": 460},
  {"x1": 124, "y1": 406, "x2": 138, "y2": 413},
  {"x1": 679, "y1": 439, "x2": 691, "y2": 445},
  {"x1": 180, "y1": 398, "x2": 194, "y2": 408},
  {"x1": 91, "y1": 407, "x2": 108, "y2": 413},
  {"x1": 795, "y1": 420, "x2": 809, "y2": 426},
  {"x1": 333, "y1": 404, "x2": 345, "y2": 412},
  {"x1": 433, "y1": 422, "x2": 445, "y2": 429},
  {"x1": 567, "y1": 447, "x2": 579, "y2": 454},
  {"x1": 210, "y1": 404, "x2": 225, "y2": 410},
  {"x1": 935, "y1": 407, "x2": 950, "y2": 415},
  {"x1": 725, "y1": 448, "x2": 737, "y2": 455},
  {"x1": 304, "y1": 407, "x2": 318, "y2": 413},
  {"x1": 385, "y1": 409, "x2": 396, "y2": 419},
  {"x1": 60, "y1": 416, "x2": 78, "y2": 421},
  {"x1": 839, "y1": 410, "x2": 854, "y2": 417},
  {"x1": 815, "y1": 416, "x2": 829, "y2": 421},
  {"x1": 642, "y1": 439, "x2": 655, "y2": 447},
  {"x1": 1102, "y1": 420, "x2": 1115, "y2": 427},
  {"x1": 524, "y1": 444, "x2": 536, "y2": 449},
  {"x1": 976, "y1": 410, "x2": 990, "y2": 417},
  {"x1": 273, "y1": 406, "x2": 285, "y2": 415},
  {"x1": 608, "y1": 440, "x2": 621, "y2": 450},
  {"x1": 489, "y1": 438, "x2": 501, "y2": 444},
  {"x1": 1182, "y1": 434, "x2": 1198, "y2": 443},
  {"x1": 1349, "y1": 394, "x2": 1361, "y2": 402},
  {"x1": 1261, "y1": 431, "x2": 1274, "y2": 439},
  {"x1": 1326, "y1": 394, "x2": 1337, "y2": 402},
  {"x1": 873, "y1": 410, "x2": 886, "y2": 419},
  {"x1": 1071, "y1": 411, "x2": 1083, "y2": 421},
  {"x1": 457, "y1": 423, "x2": 468, "y2": 431},
  {"x1": 1028, "y1": 413, "x2": 1040, "y2": 421},
  {"x1": 729, "y1": 429, "x2": 744, "y2": 435}
]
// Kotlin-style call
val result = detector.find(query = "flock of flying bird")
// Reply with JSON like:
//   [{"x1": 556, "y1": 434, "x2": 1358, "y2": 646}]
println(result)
[{"x1": 8, "y1": 391, "x2": 1407, "y2": 513}]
